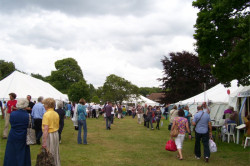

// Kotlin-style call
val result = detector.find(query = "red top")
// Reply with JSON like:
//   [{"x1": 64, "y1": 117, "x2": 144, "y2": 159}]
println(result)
[{"x1": 7, "y1": 100, "x2": 17, "y2": 114}]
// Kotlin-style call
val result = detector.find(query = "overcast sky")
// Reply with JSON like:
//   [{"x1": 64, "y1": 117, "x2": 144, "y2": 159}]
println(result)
[{"x1": 0, "y1": 0, "x2": 198, "y2": 88}]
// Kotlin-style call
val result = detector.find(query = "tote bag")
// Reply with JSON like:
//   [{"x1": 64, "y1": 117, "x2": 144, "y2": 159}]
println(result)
[
  {"x1": 165, "y1": 139, "x2": 177, "y2": 151},
  {"x1": 36, "y1": 148, "x2": 55, "y2": 166},
  {"x1": 209, "y1": 139, "x2": 217, "y2": 153}
]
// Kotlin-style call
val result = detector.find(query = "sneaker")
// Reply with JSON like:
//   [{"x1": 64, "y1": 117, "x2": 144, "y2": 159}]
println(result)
[
  {"x1": 195, "y1": 156, "x2": 200, "y2": 160},
  {"x1": 151, "y1": 128, "x2": 154, "y2": 130},
  {"x1": 205, "y1": 157, "x2": 209, "y2": 163}
]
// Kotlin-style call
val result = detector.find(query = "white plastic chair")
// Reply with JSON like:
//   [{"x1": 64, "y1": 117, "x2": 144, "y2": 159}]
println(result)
[
  {"x1": 225, "y1": 124, "x2": 237, "y2": 143},
  {"x1": 244, "y1": 137, "x2": 250, "y2": 148}
]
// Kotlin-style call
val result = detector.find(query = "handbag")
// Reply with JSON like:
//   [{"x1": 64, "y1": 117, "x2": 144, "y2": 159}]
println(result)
[
  {"x1": 165, "y1": 139, "x2": 177, "y2": 151},
  {"x1": 36, "y1": 148, "x2": 55, "y2": 166},
  {"x1": 209, "y1": 139, "x2": 217, "y2": 152},
  {"x1": 170, "y1": 124, "x2": 179, "y2": 137},
  {"x1": 27, "y1": 114, "x2": 36, "y2": 145}
]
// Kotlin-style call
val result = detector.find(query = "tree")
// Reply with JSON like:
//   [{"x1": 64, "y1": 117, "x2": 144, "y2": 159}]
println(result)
[
  {"x1": 31, "y1": 73, "x2": 47, "y2": 81},
  {"x1": 193, "y1": 0, "x2": 250, "y2": 86},
  {"x1": 102, "y1": 74, "x2": 139, "y2": 104},
  {"x1": 49, "y1": 58, "x2": 85, "y2": 94},
  {"x1": 91, "y1": 96, "x2": 100, "y2": 104},
  {"x1": 0, "y1": 60, "x2": 15, "y2": 80},
  {"x1": 88, "y1": 84, "x2": 97, "y2": 100},
  {"x1": 159, "y1": 51, "x2": 218, "y2": 104},
  {"x1": 68, "y1": 80, "x2": 90, "y2": 102},
  {"x1": 139, "y1": 87, "x2": 162, "y2": 97}
]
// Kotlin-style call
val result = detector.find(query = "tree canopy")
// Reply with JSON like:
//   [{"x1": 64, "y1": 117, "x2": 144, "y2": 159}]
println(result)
[
  {"x1": 0, "y1": 60, "x2": 15, "y2": 81},
  {"x1": 49, "y1": 58, "x2": 85, "y2": 94},
  {"x1": 68, "y1": 80, "x2": 90, "y2": 102},
  {"x1": 159, "y1": 51, "x2": 218, "y2": 104},
  {"x1": 139, "y1": 87, "x2": 162, "y2": 97},
  {"x1": 193, "y1": 0, "x2": 250, "y2": 86},
  {"x1": 102, "y1": 74, "x2": 139, "y2": 104}
]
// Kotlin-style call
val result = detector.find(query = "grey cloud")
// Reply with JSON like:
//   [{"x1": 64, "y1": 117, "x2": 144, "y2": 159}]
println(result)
[{"x1": 0, "y1": 0, "x2": 152, "y2": 16}]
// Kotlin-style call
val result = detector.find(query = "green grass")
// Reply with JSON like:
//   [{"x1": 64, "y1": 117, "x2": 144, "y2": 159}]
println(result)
[{"x1": 0, "y1": 117, "x2": 250, "y2": 166}]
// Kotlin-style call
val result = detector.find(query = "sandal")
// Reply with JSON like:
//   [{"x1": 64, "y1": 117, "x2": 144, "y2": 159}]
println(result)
[
  {"x1": 179, "y1": 158, "x2": 183, "y2": 160},
  {"x1": 176, "y1": 155, "x2": 180, "y2": 159}
]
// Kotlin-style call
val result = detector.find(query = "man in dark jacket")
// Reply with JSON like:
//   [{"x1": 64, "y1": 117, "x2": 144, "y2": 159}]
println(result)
[
  {"x1": 55, "y1": 101, "x2": 65, "y2": 143},
  {"x1": 104, "y1": 102, "x2": 112, "y2": 130}
]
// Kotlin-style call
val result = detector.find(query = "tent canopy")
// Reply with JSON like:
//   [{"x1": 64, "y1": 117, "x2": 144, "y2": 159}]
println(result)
[
  {"x1": 179, "y1": 80, "x2": 241, "y2": 105},
  {"x1": 124, "y1": 95, "x2": 160, "y2": 106},
  {"x1": 177, "y1": 80, "x2": 243, "y2": 122},
  {"x1": 0, "y1": 71, "x2": 68, "y2": 102}
]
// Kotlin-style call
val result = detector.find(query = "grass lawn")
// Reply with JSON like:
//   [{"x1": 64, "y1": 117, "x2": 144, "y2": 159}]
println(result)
[{"x1": 0, "y1": 116, "x2": 249, "y2": 166}]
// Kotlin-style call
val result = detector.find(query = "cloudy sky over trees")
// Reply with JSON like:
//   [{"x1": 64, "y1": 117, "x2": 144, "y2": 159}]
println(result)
[{"x1": 0, "y1": 0, "x2": 198, "y2": 87}]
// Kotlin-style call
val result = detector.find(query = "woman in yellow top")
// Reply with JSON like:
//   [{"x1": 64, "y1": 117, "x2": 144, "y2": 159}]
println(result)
[{"x1": 42, "y1": 98, "x2": 60, "y2": 166}]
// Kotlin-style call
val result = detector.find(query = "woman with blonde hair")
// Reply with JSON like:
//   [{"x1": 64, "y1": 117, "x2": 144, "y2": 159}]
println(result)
[{"x1": 42, "y1": 98, "x2": 60, "y2": 166}]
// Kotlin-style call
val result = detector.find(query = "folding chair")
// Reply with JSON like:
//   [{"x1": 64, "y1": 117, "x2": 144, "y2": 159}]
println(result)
[{"x1": 225, "y1": 124, "x2": 237, "y2": 143}]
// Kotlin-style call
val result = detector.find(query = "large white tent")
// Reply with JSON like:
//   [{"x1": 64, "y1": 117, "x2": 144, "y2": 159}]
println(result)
[
  {"x1": 177, "y1": 80, "x2": 242, "y2": 122},
  {"x1": 124, "y1": 95, "x2": 160, "y2": 106},
  {"x1": 0, "y1": 71, "x2": 68, "y2": 102}
]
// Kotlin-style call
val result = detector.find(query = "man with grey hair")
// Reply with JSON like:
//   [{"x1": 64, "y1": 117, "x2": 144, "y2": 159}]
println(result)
[
  {"x1": 192, "y1": 105, "x2": 212, "y2": 163},
  {"x1": 31, "y1": 96, "x2": 46, "y2": 144},
  {"x1": 55, "y1": 101, "x2": 65, "y2": 143}
]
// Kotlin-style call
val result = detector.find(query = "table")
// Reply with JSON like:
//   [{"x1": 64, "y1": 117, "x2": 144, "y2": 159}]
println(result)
[
  {"x1": 212, "y1": 124, "x2": 223, "y2": 141},
  {"x1": 236, "y1": 124, "x2": 246, "y2": 144}
]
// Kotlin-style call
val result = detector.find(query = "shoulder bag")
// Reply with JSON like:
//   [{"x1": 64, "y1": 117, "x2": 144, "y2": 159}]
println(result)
[
  {"x1": 27, "y1": 114, "x2": 36, "y2": 145},
  {"x1": 194, "y1": 112, "x2": 204, "y2": 131}
]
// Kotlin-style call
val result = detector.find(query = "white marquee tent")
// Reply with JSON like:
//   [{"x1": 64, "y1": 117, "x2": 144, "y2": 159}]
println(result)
[
  {"x1": 177, "y1": 80, "x2": 242, "y2": 122},
  {"x1": 0, "y1": 71, "x2": 68, "y2": 102},
  {"x1": 124, "y1": 95, "x2": 160, "y2": 107}
]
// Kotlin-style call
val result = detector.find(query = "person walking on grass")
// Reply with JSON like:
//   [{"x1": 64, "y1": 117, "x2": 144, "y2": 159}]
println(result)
[
  {"x1": 118, "y1": 105, "x2": 122, "y2": 119},
  {"x1": 55, "y1": 101, "x2": 65, "y2": 144},
  {"x1": 137, "y1": 104, "x2": 143, "y2": 124},
  {"x1": 3, "y1": 93, "x2": 17, "y2": 139},
  {"x1": 104, "y1": 102, "x2": 112, "y2": 130},
  {"x1": 77, "y1": 98, "x2": 88, "y2": 144},
  {"x1": 192, "y1": 105, "x2": 212, "y2": 163},
  {"x1": 4, "y1": 99, "x2": 31, "y2": 166},
  {"x1": 42, "y1": 98, "x2": 60, "y2": 166},
  {"x1": 155, "y1": 107, "x2": 162, "y2": 130},
  {"x1": 146, "y1": 105, "x2": 154, "y2": 130},
  {"x1": 169, "y1": 105, "x2": 178, "y2": 130},
  {"x1": 171, "y1": 109, "x2": 191, "y2": 160},
  {"x1": 31, "y1": 96, "x2": 46, "y2": 145}
]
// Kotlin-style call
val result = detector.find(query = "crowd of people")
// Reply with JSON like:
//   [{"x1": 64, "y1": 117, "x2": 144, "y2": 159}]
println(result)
[{"x1": 1, "y1": 93, "x2": 250, "y2": 165}]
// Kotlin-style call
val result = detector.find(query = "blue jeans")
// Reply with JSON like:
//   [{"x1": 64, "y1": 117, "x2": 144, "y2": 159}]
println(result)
[
  {"x1": 106, "y1": 116, "x2": 111, "y2": 129},
  {"x1": 78, "y1": 120, "x2": 87, "y2": 144}
]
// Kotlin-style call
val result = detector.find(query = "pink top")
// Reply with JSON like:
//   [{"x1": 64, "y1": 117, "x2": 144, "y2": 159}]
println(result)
[{"x1": 174, "y1": 117, "x2": 188, "y2": 134}]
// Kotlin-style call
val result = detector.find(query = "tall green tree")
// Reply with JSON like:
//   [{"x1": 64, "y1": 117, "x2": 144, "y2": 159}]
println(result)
[
  {"x1": 0, "y1": 60, "x2": 15, "y2": 80},
  {"x1": 159, "y1": 51, "x2": 218, "y2": 104},
  {"x1": 139, "y1": 87, "x2": 162, "y2": 97},
  {"x1": 193, "y1": 0, "x2": 250, "y2": 86},
  {"x1": 89, "y1": 84, "x2": 97, "y2": 100},
  {"x1": 49, "y1": 58, "x2": 85, "y2": 94},
  {"x1": 31, "y1": 73, "x2": 47, "y2": 81},
  {"x1": 68, "y1": 80, "x2": 90, "y2": 102},
  {"x1": 102, "y1": 74, "x2": 139, "y2": 104},
  {"x1": 91, "y1": 96, "x2": 100, "y2": 104}
]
